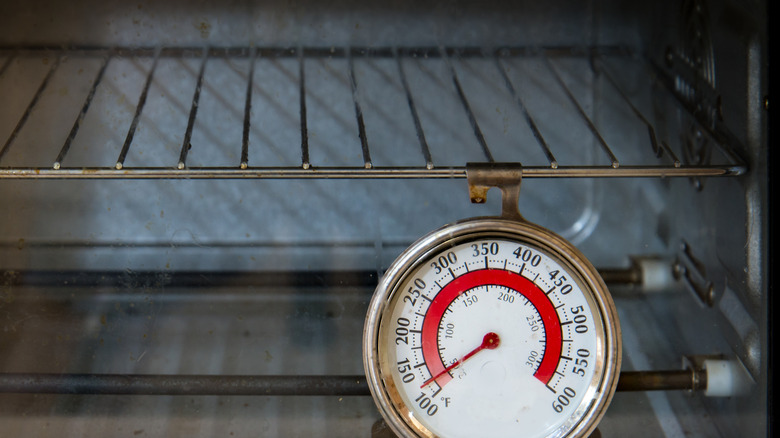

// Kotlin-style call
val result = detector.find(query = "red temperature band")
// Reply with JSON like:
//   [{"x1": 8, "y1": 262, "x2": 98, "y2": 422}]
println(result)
[{"x1": 420, "y1": 269, "x2": 563, "y2": 387}]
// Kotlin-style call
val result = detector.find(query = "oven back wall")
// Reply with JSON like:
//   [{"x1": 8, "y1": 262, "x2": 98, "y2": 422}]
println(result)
[{"x1": 0, "y1": 1, "x2": 767, "y2": 437}]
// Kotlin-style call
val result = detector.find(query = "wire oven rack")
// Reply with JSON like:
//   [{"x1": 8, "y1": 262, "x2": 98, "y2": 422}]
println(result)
[
  {"x1": 0, "y1": 45, "x2": 751, "y2": 437},
  {"x1": 0, "y1": 45, "x2": 745, "y2": 180}
]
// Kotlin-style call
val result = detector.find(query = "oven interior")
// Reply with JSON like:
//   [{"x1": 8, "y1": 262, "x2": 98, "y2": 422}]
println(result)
[{"x1": 0, "y1": 0, "x2": 768, "y2": 436}]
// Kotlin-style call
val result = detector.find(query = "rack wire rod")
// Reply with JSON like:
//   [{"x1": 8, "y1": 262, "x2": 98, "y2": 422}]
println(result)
[
  {"x1": 544, "y1": 57, "x2": 620, "y2": 168},
  {"x1": 0, "y1": 56, "x2": 14, "y2": 78},
  {"x1": 394, "y1": 48, "x2": 433, "y2": 169},
  {"x1": 0, "y1": 370, "x2": 703, "y2": 395},
  {"x1": 115, "y1": 49, "x2": 161, "y2": 170},
  {"x1": 348, "y1": 49, "x2": 373, "y2": 169},
  {"x1": 660, "y1": 139, "x2": 679, "y2": 166},
  {"x1": 441, "y1": 48, "x2": 494, "y2": 162},
  {"x1": 298, "y1": 47, "x2": 310, "y2": 169},
  {"x1": 2, "y1": 269, "x2": 380, "y2": 288},
  {"x1": 3, "y1": 267, "x2": 635, "y2": 288},
  {"x1": 616, "y1": 370, "x2": 706, "y2": 392},
  {"x1": 0, "y1": 165, "x2": 744, "y2": 179},
  {"x1": 0, "y1": 374, "x2": 369, "y2": 396},
  {"x1": 495, "y1": 57, "x2": 558, "y2": 169},
  {"x1": 0, "y1": 45, "x2": 634, "y2": 60},
  {"x1": 595, "y1": 59, "x2": 680, "y2": 167},
  {"x1": 240, "y1": 47, "x2": 257, "y2": 169},
  {"x1": 0, "y1": 56, "x2": 61, "y2": 164},
  {"x1": 2, "y1": 266, "x2": 639, "y2": 288},
  {"x1": 177, "y1": 50, "x2": 209, "y2": 169},
  {"x1": 648, "y1": 60, "x2": 747, "y2": 167},
  {"x1": 53, "y1": 57, "x2": 111, "y2": 170}
]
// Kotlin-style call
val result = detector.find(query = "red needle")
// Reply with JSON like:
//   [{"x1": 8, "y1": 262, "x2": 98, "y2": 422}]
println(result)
[{"x1": 421, "y1": 332, "x2": 500, "y2": 388}]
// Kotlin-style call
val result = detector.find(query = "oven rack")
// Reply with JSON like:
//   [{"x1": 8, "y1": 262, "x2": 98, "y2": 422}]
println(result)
[
  {"x1": 0, "y1": 267, "x2": 706, "y2": 397},
  {"x1": 0, "y1": 46, "x2": 745, "y2": 180}
]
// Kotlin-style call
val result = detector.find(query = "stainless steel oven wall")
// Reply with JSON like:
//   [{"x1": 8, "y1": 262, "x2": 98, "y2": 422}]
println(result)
[
  {"x1": 647, "y1": 1, "x2": 768, "y2": 436},
  {"x1": 0, "y1": 0, "x2": 768, "y2": 437}
]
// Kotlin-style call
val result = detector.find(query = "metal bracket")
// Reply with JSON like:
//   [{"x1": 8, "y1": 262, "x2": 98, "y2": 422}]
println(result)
[
  {"x1": 465, "y1": 162, "x2": 524, "y2": 221},
  {"x1": 673, "y1": 240, "x2": 714, "y2": 307}
]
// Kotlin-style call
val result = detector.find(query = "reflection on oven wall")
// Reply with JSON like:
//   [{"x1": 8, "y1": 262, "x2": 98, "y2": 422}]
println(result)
[{"x1": 0, "y1": 0, "x2": 768, "y2": 437}]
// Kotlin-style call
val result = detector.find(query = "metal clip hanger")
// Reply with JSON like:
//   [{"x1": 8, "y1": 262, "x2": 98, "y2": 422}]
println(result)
[{"x1": 466, "y1": 162, "x2": 524, "y2": 221}]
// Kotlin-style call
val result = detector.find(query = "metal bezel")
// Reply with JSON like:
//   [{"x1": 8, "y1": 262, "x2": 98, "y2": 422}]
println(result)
[{"x1": 363, "y1": 217, "x2": 622, "y2": 438}]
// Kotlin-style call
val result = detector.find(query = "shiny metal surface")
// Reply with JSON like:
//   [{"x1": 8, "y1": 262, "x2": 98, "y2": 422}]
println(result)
[
  {"x1": 0, "y1": 165, "x2": 745, "y2": 179},
  {"x1": 0, "y1": 369, "x2": 704, "y2": 396},
  {"x1": 0, "y1": 46, "x2": 746, "y2": 179}
]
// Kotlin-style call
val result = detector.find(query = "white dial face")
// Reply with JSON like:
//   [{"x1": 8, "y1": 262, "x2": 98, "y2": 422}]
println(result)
[{"x1": 375, "y1": 235, "x2": 612, "y2": 438}]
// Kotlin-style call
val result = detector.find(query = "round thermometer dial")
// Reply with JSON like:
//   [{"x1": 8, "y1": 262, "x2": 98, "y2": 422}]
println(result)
[{"x1": 364, "y1": 218, "x2": 621, "y2": 438}]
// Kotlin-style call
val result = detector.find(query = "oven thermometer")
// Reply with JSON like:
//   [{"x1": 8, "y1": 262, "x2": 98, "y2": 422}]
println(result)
[{"x1": 363, "y1": 215, "x2": 621, "y2": 438}]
